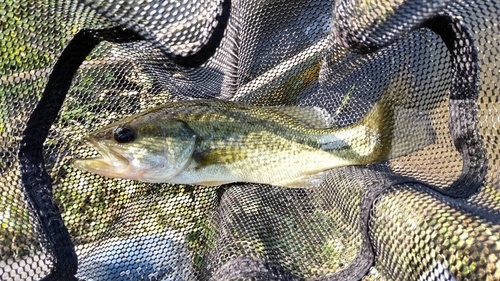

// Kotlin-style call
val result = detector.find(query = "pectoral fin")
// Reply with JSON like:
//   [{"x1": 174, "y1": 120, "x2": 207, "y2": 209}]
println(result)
[{"x1": 162, "y1": 120, "x2": 198, "y2": 179}]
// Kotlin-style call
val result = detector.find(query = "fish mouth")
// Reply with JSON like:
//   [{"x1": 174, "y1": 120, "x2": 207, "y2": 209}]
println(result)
[{"x1": 72, "y1": 137, "x2": 130, "y2": 177}]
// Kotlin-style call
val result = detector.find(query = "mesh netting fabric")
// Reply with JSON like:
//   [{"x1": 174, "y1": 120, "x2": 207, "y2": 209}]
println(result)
[{"x1": 1, "y1": 0, "x2": 500, "y2": 280}]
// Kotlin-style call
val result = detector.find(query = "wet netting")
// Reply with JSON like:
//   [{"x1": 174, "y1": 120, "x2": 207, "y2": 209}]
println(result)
[{"x1": 1, "y1": 0, "x2": 500, "y2": 280}]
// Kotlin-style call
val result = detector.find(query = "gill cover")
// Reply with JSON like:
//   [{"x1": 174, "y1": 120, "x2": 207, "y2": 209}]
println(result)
[{"x1": 148, "y1": 119, "x2": 198, "y2": 182}]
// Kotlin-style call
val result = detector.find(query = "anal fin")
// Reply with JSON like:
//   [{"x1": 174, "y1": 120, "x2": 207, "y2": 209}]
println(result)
[
  {"x1": 277, "y1": 171, "x2": 329, "y2": 188},
  {"x1": 194, "y1": 181, "x2": 232, "y2": 186}
]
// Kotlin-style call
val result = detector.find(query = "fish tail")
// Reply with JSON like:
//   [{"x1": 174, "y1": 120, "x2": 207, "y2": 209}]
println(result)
[
  {"x1": 351, "y1": 98, "x2": 436, "y2": 164},
  {"x1": 282, "y1": 101, "x2": 435, "y2": 188}
]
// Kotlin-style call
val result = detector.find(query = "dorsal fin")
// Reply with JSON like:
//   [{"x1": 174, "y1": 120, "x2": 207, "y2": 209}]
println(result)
[{"x1": 266, "y1": 106, "x2": 334, "y2": 129}]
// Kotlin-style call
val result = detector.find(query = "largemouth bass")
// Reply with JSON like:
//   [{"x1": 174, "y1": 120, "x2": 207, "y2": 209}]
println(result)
[{"x1": 72, "y1": 98, "x2": 435, "y2": 187}]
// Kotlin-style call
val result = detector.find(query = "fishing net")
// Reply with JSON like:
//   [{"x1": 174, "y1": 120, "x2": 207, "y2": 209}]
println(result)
[{"x1": 1, "y1": 0, "x2": 499, "y2": 280}]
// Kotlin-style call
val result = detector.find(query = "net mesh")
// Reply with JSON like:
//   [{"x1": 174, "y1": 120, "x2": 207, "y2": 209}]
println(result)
[{"x1": 1, "y1": 0, "x2": 499, "y2": 280}]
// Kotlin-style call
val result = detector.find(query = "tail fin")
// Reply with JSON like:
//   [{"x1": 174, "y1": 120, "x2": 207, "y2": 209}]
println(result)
[
  {"x1": 355, "y1": 98, "x2": 436, "y2": 164},
  {"x1": 388, "y1": 106, "x2": 436, "y2": 159}
]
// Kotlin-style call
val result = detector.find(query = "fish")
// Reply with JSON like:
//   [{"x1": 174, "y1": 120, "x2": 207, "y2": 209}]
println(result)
[{"x1": 72, "y1": 96, "x2": 435, "y2": 188}]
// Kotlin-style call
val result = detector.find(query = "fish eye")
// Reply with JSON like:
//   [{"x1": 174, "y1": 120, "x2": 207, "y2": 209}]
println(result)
[{"x1": 114, "y1": 125, "x2": 136, "y2": 143}]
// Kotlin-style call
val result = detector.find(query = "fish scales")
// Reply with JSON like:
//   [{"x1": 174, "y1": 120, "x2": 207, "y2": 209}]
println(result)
[
  {"x1": 163, "y1": 102, "x2": 347, "y2": 186},
  {"x1": 73, "y1": 99, "x2": 436, "y2": 187}
]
